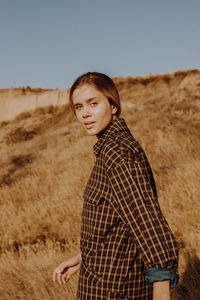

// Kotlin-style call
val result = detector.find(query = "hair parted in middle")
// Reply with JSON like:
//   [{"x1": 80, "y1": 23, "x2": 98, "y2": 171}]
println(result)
[{"x1": 69, "y1": 72, "x2": 121, "y2": 117}]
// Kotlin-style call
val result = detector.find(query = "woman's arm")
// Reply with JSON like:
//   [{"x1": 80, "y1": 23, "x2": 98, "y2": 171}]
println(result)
[
  {"x1": 153, "y1": 281, "x2": 170, "y2": 300},
  {"x1": 103, "y1": 142, "x2": 179, "y2": 289}
]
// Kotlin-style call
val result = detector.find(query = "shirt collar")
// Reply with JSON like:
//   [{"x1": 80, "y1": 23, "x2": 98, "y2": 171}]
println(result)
[{"x1": 93, "y1": 118, "x2": 129, "y2": 156}]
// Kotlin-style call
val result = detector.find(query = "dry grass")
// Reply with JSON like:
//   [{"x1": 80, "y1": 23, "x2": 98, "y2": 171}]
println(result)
[{"x1": 0, "y1": 69, "x2": 200, "y2": 299}]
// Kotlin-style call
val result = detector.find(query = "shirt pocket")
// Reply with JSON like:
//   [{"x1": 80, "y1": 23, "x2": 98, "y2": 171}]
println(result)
[{"x1": 83, "y1": 191, "x2": 103, "y2": 206}]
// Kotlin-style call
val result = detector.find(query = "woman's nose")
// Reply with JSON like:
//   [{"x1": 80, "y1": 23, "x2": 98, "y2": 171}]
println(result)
[{"x1": 82, "y1": 106, "x2": 91, "y2": 117}]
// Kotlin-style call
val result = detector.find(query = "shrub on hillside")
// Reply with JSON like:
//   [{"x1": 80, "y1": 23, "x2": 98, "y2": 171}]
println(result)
[
  {"x1": 171, "y1": 251, "x2": 200, "y2": 300},
  {"x1": 6, "y1": 126, "x2": 39, "y2": 144},
  {"x1": 15, "y1": 111, "x2": 32, "y2": 121},
  {"x1": 0, "y1": 120, "x2": 10, "y2": 127},
  {"x1": 0, "y1": 154, "x2": 35, "y2": 187}
]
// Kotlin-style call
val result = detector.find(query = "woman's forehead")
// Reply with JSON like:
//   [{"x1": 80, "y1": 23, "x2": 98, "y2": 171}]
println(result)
[{"x1": 72, "y1": 84, "x2": 105, "y2": 103}]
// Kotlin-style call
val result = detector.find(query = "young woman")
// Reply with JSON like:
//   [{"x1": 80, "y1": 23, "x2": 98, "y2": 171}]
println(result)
[{"x1": 53, "y1": 72, "x2": 179, "y2": 299}]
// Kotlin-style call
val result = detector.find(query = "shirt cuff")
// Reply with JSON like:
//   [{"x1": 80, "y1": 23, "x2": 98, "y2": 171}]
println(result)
[{"x1": 145, "y1": 268, "x2": 179, "y2": 289}]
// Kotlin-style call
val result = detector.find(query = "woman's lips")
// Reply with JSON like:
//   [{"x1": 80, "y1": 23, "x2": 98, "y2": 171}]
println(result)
[{"x1": 84, "y1": 121, "x2": 95, "y2": 129}]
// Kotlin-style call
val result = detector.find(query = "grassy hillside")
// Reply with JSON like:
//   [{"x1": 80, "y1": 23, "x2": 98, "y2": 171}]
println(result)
[{"x1": 0, "y1": 69, "x2": 200, "y2": 299}]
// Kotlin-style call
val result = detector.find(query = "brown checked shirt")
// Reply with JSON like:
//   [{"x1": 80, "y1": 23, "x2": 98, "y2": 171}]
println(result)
[{"x1": 77, "y1": 118, "x2": 179, "y2": 300}]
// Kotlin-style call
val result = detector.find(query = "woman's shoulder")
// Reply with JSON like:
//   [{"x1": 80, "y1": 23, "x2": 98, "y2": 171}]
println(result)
[{"x1": 101, "y1": 131, "x2": 143, "y2": 168}]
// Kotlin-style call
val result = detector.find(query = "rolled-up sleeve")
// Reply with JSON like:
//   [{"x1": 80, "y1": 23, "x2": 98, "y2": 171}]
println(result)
[
  {"x1": 104, "y1": 143, "x2": 179, "y2": 288},
  {"x1": 145, "y1": 268, "x2": 179, "y2": 289}
]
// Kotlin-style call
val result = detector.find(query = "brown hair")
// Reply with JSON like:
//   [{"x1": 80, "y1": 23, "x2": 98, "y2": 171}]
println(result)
[{"x1": 69, "y1": 72, "x2": 121, "y2": 117}]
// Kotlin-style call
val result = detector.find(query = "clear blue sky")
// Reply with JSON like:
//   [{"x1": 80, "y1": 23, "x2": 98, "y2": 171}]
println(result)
[{"x1": 0, "y1": 0, "x2": 199, "y2": 89}]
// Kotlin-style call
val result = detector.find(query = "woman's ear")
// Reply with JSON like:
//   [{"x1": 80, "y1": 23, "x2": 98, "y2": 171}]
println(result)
[{"x1": 111, "y1": 105, "x2": 118, "y2": 115}]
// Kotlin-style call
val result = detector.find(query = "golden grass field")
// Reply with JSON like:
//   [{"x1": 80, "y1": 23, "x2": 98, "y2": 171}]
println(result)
[{"x1": 0, "y1": 69, "x2": 200, "y2": 299}]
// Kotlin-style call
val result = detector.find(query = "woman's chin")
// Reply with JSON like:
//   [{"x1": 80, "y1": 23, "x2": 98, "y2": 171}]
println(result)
[{"x1": 85, "y1": 128, "x2": 98, "y2": 136}]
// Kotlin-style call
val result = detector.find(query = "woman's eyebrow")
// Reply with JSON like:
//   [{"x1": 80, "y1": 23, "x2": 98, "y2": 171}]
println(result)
[
  {"x1": 73, "y1": 102, "x2": 81, "y2": 106},
  {"x1": 73, "y1": 97, "x2": 99, "y2": 106},
  {"x1": 86, "y1": 97, "x2": 99, "y2": 102}
]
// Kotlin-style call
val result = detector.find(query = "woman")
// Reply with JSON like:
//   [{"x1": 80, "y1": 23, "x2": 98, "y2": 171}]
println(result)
[{"x1": 53, "y1": 72, "x2": 179, "y2": 299}]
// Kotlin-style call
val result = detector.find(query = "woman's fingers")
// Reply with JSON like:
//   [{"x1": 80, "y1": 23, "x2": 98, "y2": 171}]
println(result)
[
  {"x1": 53, "y1": 264, "x2": 66, "y2": 282},
  {"x1": 59, "y1": 264, "x2": 80, "y2": 284},
  {"x1": 57, "y1": 271, "x2": 62, "y2": 284},
  {"x1": 53, "y1": 269, "x2": 62, "y2": 283},
  {"x1": 52, "y1": 260, "x2": 69, "y2": 281},
  {"x1": 61, "y1": 272, "x2": 69, "y2": 284},
  {"x1": 52, "y1": 268, "x2": 59, "y2": 282},
  {"x1": 53, "y1": 262, "x2": 81, "y2": 284},
  {"x1": 52, "y1": 269, "x2": 57, "y2": 282},
  {"x1": 52, "y1": 255, "x2": 82, "y2": 284},
  {"x1": 54, "y1": 269, "x2": 69, "y2": 284}
]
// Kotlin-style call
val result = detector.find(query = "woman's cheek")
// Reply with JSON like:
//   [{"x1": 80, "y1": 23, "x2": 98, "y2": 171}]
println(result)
[{"x1": 75, "y1": 111, "x2": 81, "y2": 121}]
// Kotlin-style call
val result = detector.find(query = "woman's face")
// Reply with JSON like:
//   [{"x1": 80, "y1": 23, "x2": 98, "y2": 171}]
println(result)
[{"x1": 72, "y1": 84, "x2": 117, "y2": 136}]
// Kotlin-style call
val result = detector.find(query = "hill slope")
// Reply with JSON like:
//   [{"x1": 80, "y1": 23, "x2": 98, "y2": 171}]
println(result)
[{"x1": 0, "y1": 69, "x2": 200, "y2": 299}]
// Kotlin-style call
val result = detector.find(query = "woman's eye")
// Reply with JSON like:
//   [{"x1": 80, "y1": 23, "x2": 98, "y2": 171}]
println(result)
[
  {"x1": 91, "y1": 102, "x2": 97, "y2": 106},
  {"x1": 75, "y1": 105, "x2": 82, "y2": 111}
]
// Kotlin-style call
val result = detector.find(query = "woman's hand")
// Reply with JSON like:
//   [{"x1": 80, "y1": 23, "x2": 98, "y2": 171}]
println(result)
[
  {"x1": 153, "y1": 280, "x2": 170, "y2": 300},
  {"x1": 52, "y1": 253, "x2": 82, "y2": 284}
]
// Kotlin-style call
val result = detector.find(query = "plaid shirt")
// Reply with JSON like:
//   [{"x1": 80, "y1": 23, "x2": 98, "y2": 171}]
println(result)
[{"x1": 77, "y1": 118, "x2": 179, "y2": 300}]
